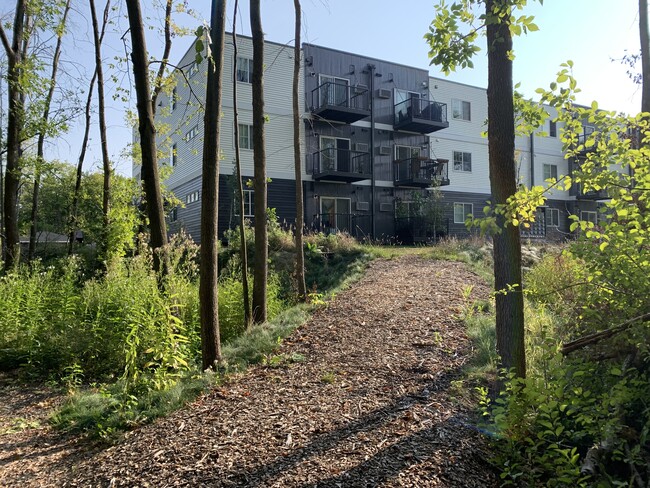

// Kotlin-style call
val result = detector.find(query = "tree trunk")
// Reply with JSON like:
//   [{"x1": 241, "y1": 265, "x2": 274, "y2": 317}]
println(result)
[
  {"x1": 250, "y1": 0, "x2": 268, "y2": 324},
  {"x1": 199, "y1": 0, "x2": 227, "y2": 370},
  {"x1": 90, "y1": 0, "x2": 112, "y2": 262},
  {"x1": 28, "y1": 0, "x2": 72, "y2": 262},
  {"x1": 293, "y1": 0, "x2": 307, "y2": 301},
  {"x1": 486, "y1": 0, "x2": 526, "y2": 378},
  {"x1": 151, "y1": 0, "x2": 173, "y2": 116},
  {"x1": 232, "y1": 0, "x2": 252, "y2": 327},
  {"x1": 1, "y1": 0, "x2": 27, "y2": 271},
  {"x1": 125, "y1": 0, "x2": 168, "y2": 274},
  {"x1": 641, "y1": 0, "x2": 650, "y2": 113}
]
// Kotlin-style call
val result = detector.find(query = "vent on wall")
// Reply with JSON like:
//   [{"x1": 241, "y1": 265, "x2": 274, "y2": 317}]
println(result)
[
  {"x1": 379, "y1": 203, "x2": 393, "y2": 212},
  {"x1": 354, "y1": 143, "x2": 369, "y2": 152},
  {"x1": 377, "y1": 88, "x2": 391, "y2": 99},
  {"x1": 377, "y1": 146, "x2": 392, "y2": 156},
  {"x1": 355, "y1": 201, "x2": 370, "y2": 211}
]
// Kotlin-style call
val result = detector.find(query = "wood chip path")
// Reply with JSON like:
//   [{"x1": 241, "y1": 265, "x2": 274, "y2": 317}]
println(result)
[{"x1": 1, "y1": 256, "x2": 498, "y2": 487}]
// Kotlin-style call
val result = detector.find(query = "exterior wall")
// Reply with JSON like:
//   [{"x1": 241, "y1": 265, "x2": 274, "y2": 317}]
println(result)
[{"x1": 152, "y1": 34, "x2": 302, "y2": 242}]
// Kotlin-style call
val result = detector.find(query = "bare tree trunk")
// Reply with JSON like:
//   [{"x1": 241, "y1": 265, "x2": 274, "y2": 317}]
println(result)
[
  {"x1": 641, "y1": 0, "x2": 650, "y2": 113},
  {"x1": 89, "y1": 0, "x2": 112, "y2": 262},
  {"x1": 151, "y1": 0, "x2": 173, "y2": 116},
  {"x1": 125, "y1": 0, "x2": 168, "y2": 274},
  {"x1": 199, "y1": 0, "x2": 227, "y2": 370},
  {"x1": 293, "y1": 0, "x2": 306, "y2": 301},
  {"x1": 28, "y1": 0, "x2": 72, "y2": 262},
  {"x1": 250, "y1": 0, "x2": 268, "y2": 324},
  {"x1": 486, "y1": 0, "x2": 525, "y2": 378},
  {"x1": 232, "y1": 0, "x2": 252, "y2": 327},
  {"x1": 0, "y1": 0, "x2": 27, "y2": 270}
]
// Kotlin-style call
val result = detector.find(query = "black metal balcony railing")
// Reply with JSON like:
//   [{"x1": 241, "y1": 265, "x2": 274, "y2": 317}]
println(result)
[
  {"x1": 395, "y1": 216, "x2": 449, "y2": 244},
  {"x1": 311, "y1": 148, "x2": 371, "y2": 182},
  {"x1": 311, "y1": 82, "x2": 370, "y2": 123},
  {"x1": 393, "y1": 157, "x2": 450, "y2": 188},
  {"x1": 311, "y1": 213, "x2": 371, "y2": 239},
  {"x1": 394, "y1": 99, "x2": 449, "y2": 133}
]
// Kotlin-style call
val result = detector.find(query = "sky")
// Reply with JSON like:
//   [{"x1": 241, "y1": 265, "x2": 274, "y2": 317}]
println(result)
[{"x1": 4, "y1": 0, "x2": 643, "y2": 176}]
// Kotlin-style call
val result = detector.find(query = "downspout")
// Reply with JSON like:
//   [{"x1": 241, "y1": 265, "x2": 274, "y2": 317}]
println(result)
[{"x1": 368, "y1": 63, "x2": 376, "y2": 240}]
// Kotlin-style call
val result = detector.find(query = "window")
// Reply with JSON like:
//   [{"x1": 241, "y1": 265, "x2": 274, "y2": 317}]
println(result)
[
  {"x1": 549, "y1": 120, "x2": 557, "y2": 137},
  {"x1": 319, "y1": 75, "x2": 349, "y2": 107},
  {"x1": 170, "y1": 143, "x2": 177, "y2": 167},
  {"x1": 320, "y1": 197, "x2": 351, "y2": 233},
  {"x1": 169, "y1": 207, "x2": 178, "y2": 223},
  {"x1": 235, "y1": 190, "x2": 254, "y2": 217},
  {"x1": 186, "y1": 191, "x2": 200, "y2": 204},
  {"x1": 236, "y1": 56, "x2": 253, "y2": 83},
  {"x1": 238, "y1": 123, "x2": 254, "y2": 150},
  {"x1": 454, "y1": 203, "x2": 473, "y2": 224},
  {"x1": 395, "y1": 145, "x2": 421, "y2": 161},
  {"x1": 543, "y1": 163, "x2": 558, "y2": 181},
  {"x1": 171, "y1": 87, "x2": 177, "y2": 111},
  {"x1": 546, "y1": 208, "x2": 560, "y2": 227},
  {"x1": 189, "y1": 61, "x2": 199, "y2": 78},
  {"x1": 320, "y1": 137, "x2": 351, "y2": 171},
  {"x1": 581, "y1": 211, "x2": 598, "y2": 224},
  {"x1": 451, "y1": 99, "x2": 471, "y2": 121},
  {"x1": 185, "y1": 125, "x2": 199, "y2": 142},
  {"x1": 453, "y1": 151, "x2": 472, "y2": 172}
]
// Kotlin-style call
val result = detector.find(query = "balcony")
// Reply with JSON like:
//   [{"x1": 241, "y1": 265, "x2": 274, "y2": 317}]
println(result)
[
  {"x1": 311, "y1": 213, "x2": 371, "y2": 239},
  {"x1": 395, "y1": 216, "x2": 449, "y2": 244},
  {"x1": 393, "y1": 157, "x2": 450, "y2": 188},
  {"x1": 311, "y1": 82, "x2": 370, "y2": 124},
  {"x1": 394, "y1": 99, "x2": 449, "y2": 134},
  {"x1": 311, "y1": 148, "x2": 371, "y2": 183}
]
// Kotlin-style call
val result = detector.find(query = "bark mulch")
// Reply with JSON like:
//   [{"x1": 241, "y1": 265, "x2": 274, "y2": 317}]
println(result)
[{"x1": 0, "y1": 256, "x2": 499, "y2": 487}]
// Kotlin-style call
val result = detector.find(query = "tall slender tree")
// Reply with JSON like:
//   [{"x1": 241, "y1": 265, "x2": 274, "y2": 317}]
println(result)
[
  {"x1": 641, "y1": 0, "x2": 650, "y2": 113},
  {"x1": 250, "y1": 0, "x2": 268, "y2": 323},
  {"x1": 199, "y1": 0, "x2": 227, "y2": 369},
  {"x1": 293, "y1": 0, "x2": 307, "y2": 301},
  {"x1": 232, "y1": 0, "x2": 252, "y2": 327},
  {"x1": 27, "y1": 0, "x2": 72, "y2": 262},
  {"x1": 427, "y1": 0, "x2": 539, "y2": 378},
  {"x1": 0, "y1": 0, "x2": 28, "y2": 270},
  {"x1": 89, "y1": 0, "x2": 112, "y2": 262},
  {"x1": 125, "y1": 0, "x2": 168, "y2": 274}
]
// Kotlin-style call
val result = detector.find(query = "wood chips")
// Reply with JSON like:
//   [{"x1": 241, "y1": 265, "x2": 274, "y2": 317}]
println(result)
[{"x1": 1, "y1": 256, "x2": 498, "y2": 487}]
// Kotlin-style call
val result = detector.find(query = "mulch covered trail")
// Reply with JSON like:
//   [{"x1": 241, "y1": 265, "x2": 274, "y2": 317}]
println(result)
[{"x1": 2, "y1": 256, "x2": 498, "y2": 487}]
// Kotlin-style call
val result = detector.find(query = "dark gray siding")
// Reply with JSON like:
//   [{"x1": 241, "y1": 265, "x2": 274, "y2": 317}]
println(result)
[
  {"x1": 439, "y1": 190, "x2": 490, "y2": 237},
  {"x1": 168, "y1": 176, "x2": 297, "y2": 244}
]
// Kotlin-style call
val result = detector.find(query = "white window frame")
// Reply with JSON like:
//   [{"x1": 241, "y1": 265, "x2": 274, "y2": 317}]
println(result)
[
  {"x1": 320, "y1": 196, "x2": 351, "y2": 230},
  {"x1": 543, "y1": 163, "x2": 558, "y2": 181},
  {"x1": 547, "y1": 208, "x2": 560, "y2": 227},
  {"x1": 189, "y1": 61, "x2": 200, "y2": 78},
  {"x1": 171, "y1": 87, "x2": 177, "y2": 111},
  {"x1": 453, "y1": 202, "x2": 473, "y2": 224},
  {"x1": 238, "y1": 123, "x2": 254, "y2": 150},
  {"x1": 549, "y1": 120, "x2": 557, "y2": 137},
  {"x1": 451, "y1": 99, "x2": 471, "y2": 121},
  {"x1": 581, "y1": 210, "x2": 598, "y2": 224},
  {"x1": 453, "y1": 151, "x2": 472, "y2": 172},
  {"x1": 186, "y1": 191, "x2": 200, "y2": 204},
  {"x1": 185, "y1": 125, "x2": 199, "y2": 142},
  {"x1": 236, "y1": 56, "x2": 253, "y2": 83},
  {"x1": 170, "y1": 143, "x2": 177, "y2": 167},
  {"x1": 319, "y1": 74, "x2": 350, "y2": 107},
  {"x1": 234, "y1": 189, "x2": 254, "y2": 217}
]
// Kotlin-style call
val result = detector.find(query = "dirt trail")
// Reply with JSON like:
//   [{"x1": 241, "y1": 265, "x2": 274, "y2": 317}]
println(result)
[{"x1": 1, "y1": 256, "x2": 497, "y2": 487}]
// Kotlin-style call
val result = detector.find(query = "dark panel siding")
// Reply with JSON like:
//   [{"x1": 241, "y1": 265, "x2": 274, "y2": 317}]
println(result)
[
  {"x1": 168, "y1": 176, "x2": 297, "y2": 244},
  {"x1": 439, "y1": 190, "x2": 490, "y2": 237}
]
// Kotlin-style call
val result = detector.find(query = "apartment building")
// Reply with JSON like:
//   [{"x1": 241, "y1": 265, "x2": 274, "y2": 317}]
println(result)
[{"x1": 142, "y1": 36, "x2": 606, "y2": 244}]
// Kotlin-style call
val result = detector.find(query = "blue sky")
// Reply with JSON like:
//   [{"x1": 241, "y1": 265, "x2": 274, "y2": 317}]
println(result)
[{"x1": 39, "y1": 0, "x2": 644, "y2": 175}]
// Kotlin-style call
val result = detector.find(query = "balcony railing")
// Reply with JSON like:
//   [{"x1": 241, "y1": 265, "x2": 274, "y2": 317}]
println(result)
[
  {"x1": 395, "y1": 216, "x2": 449, "y2": 244},
  {"x1": 311, "y1": 213, "x2": 371, "y2": 239},
  {"x1": 311, "y1": 82, "x2": 370, "y2": 123},
  {"x1": 311, "y1": 148, "x2": 371, "y2": 182},
  {"x1": 393, "y1": 157, "x2": 450, "y2": 188},
  {"x1": 394, "y1": 99, "x2": 449, "y2": 133}
]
